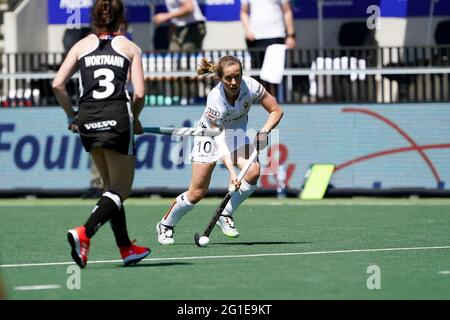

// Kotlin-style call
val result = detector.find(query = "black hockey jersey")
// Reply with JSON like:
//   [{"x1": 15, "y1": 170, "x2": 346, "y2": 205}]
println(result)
[{"x1": 78, "y1": 35, "x2": 130, "y2": 104}]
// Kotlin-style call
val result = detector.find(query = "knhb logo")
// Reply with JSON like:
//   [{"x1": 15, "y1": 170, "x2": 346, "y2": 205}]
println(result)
[{"x1": 84, "y1": 120, "x2": 117, "y2": 131}]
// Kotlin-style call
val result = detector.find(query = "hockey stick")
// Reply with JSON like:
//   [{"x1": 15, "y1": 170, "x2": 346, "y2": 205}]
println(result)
[
  {"x1": 194, "y1": 148, "x2": 259, "y2": 247},
  {"x1": 143, "y1": 126, "x2": 222, "y2": 137}
]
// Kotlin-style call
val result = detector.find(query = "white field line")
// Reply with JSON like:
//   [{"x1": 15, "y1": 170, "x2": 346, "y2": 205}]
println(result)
[
  {"x1": 13, "y1": 284, "x2": 61, "y2": 291},
  {"x1": 438, "y1": 271, "x2": 450, "y2": 275},
  {"x1": 1, "y1": 245, "x2": 450, "y2": 269}
]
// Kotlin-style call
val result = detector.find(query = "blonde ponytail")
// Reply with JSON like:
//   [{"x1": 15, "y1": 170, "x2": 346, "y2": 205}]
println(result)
[
  {"x1": 197, "y1": 55, "x2": 243, "y2": 79},
  {"x1": 197, "y1": 58, "x2": 217, "y2": 77}
]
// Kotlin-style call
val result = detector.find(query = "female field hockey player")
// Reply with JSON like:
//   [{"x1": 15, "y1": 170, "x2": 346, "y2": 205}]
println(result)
[
  {"x1": 156, "y1": 55, "x2": 283, "y2": 244},
  {"x1": 53, "y1": 0, "x2": 150, "y2": 268}
]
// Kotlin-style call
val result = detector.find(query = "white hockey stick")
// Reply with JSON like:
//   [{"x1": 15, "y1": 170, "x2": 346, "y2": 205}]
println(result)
[{"x1": 143, "y1": 126, "x2": 221, "y2": 137}]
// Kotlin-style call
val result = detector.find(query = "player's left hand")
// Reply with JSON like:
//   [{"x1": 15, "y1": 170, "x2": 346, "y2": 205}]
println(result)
[{"x1": 254, "y1": 130, "x2": 269, "y2": 151}]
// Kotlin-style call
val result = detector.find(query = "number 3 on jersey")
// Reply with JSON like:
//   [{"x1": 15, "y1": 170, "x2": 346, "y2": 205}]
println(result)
[{"x1": 93, "y1": 68, "x2": 115, "y2": 99}]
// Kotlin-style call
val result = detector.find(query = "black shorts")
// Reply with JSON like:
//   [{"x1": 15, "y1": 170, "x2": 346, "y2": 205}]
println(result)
[{"x1": 77, "y1": 100, "x2": 135, "y2": 155}]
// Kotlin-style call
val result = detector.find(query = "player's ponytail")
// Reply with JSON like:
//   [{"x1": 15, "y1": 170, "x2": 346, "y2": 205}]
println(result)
[
  {"x1": 197, "y1": 58, "x2": 217, "y2": 78},
  {"x1": 92, "y1": 0, "x2": 125, "y2": 34},
  {"x1": 197, "y1": 55, "x2": 243, "y2": 79},
  {"x1": 101, "y1": 0, "x2": 112, "y2": 26}
]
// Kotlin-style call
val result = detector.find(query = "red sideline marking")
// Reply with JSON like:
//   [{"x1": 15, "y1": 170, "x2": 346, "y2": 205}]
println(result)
[{"x1": 339, "y1": 108, "x2": 443, "y2": 183}]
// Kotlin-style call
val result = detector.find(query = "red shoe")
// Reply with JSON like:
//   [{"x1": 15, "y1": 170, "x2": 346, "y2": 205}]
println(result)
[
  {"x1": 67, "y1": 226, "x2": 90, "y2": 269},
  {"x1": 120, "y1": 241, "x2": 151, "y2": 266}
]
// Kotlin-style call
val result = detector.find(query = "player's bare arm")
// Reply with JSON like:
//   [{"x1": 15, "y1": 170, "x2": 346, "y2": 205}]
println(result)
[
  {"x1": 114, "y1": 36, "x2": 145, "y2": 134},
  {"x1": 129, "y1": 45, "x2": 145, "y2": 118},
  {"x1": 52, "y1": 46, "x2": 77, "y2": 111},
  {"x1": 52, "y1": 39, "x2": 84, "y2": 131},
  {"x1": 259, "y1": 91, "x2": 284, "y2": 132}
]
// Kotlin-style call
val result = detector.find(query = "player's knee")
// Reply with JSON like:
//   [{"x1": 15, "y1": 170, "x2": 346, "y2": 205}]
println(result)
[
  {"x1": 111, "y1": 187, "x2": 131, "y2": 201},
  {"x1": 121, "y1": 191, "x2": 131, "y2": 201},
  {"x1": 246, "y1": 163, "x2": 260, "y2": 184},
  {"x1": 188, "y1": 189, "x2": 207, "y2": 204}
]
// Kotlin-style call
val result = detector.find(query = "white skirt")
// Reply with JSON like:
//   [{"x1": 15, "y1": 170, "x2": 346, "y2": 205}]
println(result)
[{"x1": 191, "y1": 129, "x2": 252, "y2": 163}]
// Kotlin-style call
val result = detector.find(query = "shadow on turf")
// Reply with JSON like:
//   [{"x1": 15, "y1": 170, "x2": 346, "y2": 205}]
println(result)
[
  {"x1": 123, "y1": 262, "x2": 192, "y2": 268},
  {"x1": 211, "y1": 241, "x2": 312, "y2": 246},
  {"x1": 88, "y1": 262, "x2": 193, "y2": 269},
  {"x1": 170, "y1": 240, "x2": 312, "y2": 246},
  {"x1": 121, "y1": 262, "x2": 193, "y2": 268}
]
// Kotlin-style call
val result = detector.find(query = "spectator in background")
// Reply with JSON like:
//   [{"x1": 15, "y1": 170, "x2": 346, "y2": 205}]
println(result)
[
  {"x1": 63, "y1": 27, "x2": 92, "y2": 53},
  {"x1": 152, "y1": 23, "x2": 172, "y2": 50},
  {"x1": 152, "y1": 0, "x2": 206, "y2": 51},
  {"x1": 240, "y1": 0, "x2": 297, "y2": 95}
]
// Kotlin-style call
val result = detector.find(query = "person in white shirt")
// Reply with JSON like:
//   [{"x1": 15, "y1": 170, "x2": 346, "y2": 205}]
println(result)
[
  {"x1": 241, "y1": 0, "x2": 296, "y2": 51},
  {"x1": 156, "y1": 55, "x2": 283, "y2": 245},
  {"x1": 240, "y1": 0, "x2": 296, "y2": 95},
  {"x1": 153, "y1": 0, "x2": 206, "y2": 51}
]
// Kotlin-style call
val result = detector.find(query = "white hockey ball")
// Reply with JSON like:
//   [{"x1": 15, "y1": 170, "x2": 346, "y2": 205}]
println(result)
[{"x1": 198, "y1": 236, "x2": 210, "y2": 247}]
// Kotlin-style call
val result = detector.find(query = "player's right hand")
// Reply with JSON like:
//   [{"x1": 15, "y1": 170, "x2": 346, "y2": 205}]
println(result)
[
  {"x1": 229, "y1": 172, "x2": 241, "y2": 190},
  {"x1": 67, "y1": 114, "x2": 78, "y2": 133},
  {"x1": 68, "y1": 123, "x2": 79, "y2": 133}
]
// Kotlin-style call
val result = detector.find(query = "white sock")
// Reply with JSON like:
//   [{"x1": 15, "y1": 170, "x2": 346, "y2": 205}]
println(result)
[
  {"x1": 161, "y1": 192, "x2": 195, "y2": 227},
  {"x1": 222, "y1": 179, "x2": 257, "y2": 217}
]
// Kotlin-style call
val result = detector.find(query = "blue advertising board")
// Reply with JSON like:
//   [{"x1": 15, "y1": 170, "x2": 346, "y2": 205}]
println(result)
[
  {"x1": 48, "y1": 0, "x2": 152, "y2": 24},
  {"x1": 48, "y1": 1, "x2": 450, "y2": 25},
  {"x1": 292, "y1": 0, "x2": 450, "y2": 19},
  {"x1": 1, "y1": 104, "x2": 450, "y2": 192},
  {"x1": 48, "y1": 0, "x2": 239, "y2": 24}
]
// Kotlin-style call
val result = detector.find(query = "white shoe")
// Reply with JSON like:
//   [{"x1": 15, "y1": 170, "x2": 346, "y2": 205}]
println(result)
[
  {"x1": 156, "y1": 222, "x2": 175, "y2": 245},
  {"x1": 216, "y1": 215, "x2": 239, "y2": 238}
]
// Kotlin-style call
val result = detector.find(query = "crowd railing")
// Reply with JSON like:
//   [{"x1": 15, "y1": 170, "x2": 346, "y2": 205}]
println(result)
[{"x1": 1, "y1": 45, "x2": 450, "y2": 107}]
